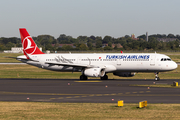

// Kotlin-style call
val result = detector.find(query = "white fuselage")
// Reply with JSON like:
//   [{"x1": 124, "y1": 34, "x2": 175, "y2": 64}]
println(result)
[{"x1": 17, "y1": 53, "x2": 177, "y2": 73}]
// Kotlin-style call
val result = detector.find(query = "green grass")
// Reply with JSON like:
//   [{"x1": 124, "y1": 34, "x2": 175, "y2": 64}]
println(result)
[
  {"x1": 168, "y1": 55, "x2": 180, "y2": 62},
  {"x1": 0, "y1": 65, "x2": 81, "y2": 79},
  {"x1": 0, "y1": 102, "x2": 180, "y2": 120},
  {"x1": 0, "y1": 53, "x2": 23, "y2": 62}
]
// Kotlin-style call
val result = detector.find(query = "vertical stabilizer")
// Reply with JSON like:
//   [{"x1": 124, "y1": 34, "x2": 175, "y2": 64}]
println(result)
[{"x1": 19, "y1": 28, "x2": 44, "y2": 59}]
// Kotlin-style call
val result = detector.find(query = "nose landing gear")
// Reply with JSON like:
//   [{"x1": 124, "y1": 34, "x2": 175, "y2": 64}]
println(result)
[{"x1": 155, "y1": 72, "x2": 160, "y2": 81}]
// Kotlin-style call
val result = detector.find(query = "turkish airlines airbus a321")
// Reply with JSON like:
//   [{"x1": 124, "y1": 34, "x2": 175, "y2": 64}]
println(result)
[{"x1": 16, "y1": 28, "x2": 177, "y2": 80}]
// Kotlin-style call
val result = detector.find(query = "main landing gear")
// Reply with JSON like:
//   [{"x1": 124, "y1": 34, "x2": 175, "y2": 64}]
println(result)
[
  {"x1": 155, "y1": 72, "x2": 160, "y2": 81},
  {"x1": 80, "y1": 75, "x2": 87, "y2": 80},
  {"x1": 101, "y1": 75, "x2": 108, "y2": 80}
]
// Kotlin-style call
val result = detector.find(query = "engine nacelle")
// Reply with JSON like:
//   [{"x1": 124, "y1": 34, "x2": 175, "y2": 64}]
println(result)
[
  {"x1": 83, "y1": 68, "x2": 105, "y2": 77},
  {"x1": 113, "y1": 72, "x2": 135, "y2": 77}
]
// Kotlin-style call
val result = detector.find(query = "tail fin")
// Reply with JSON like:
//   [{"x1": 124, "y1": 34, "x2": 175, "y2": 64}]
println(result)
[{"x1": 19, "y1": 28, "x2": 44, "y2": 58}]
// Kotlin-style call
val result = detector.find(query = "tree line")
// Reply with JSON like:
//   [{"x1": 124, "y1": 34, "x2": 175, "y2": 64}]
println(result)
[{"x1": 0, "y1": 33, "x2": 180, "y2": 51}]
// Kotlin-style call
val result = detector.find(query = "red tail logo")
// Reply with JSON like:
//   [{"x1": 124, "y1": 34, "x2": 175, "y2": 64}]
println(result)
[
  {"x1": 19, "y1": 28, "x2": 44, "y2": 56},
  {"x1": 22, "y1": 36, "x2": 36, "y2": 54}
]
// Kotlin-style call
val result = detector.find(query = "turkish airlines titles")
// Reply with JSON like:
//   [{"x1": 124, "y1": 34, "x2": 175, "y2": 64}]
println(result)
[{"x1": 106, "y1": 55, "x2": 150, "y2": 60}]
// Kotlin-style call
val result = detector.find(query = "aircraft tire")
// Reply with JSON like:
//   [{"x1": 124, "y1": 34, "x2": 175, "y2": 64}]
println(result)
[
  {"x1": 101, "y1": 75, "x2": 108, "y2": 80},
  {"x1": 155, "y1": 77, "x2": 160, "y2": 81},
  {"x1": 80, "y1": 75, "x2": 87, "y2": 80}
]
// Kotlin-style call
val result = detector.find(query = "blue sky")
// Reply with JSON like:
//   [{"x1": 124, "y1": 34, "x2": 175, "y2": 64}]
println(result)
[{"x1": 0, "y1": 0, "x2": 180, "y2": 38}]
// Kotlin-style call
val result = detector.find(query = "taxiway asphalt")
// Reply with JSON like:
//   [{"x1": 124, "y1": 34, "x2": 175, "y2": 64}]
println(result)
[{"x1": 0, "y1": 78, "x2": 180, "y2": 103}]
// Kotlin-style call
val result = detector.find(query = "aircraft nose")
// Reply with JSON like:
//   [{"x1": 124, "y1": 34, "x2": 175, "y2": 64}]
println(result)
[{"x1": 172, "y1": 62, "x2": 178, "y2": 70}]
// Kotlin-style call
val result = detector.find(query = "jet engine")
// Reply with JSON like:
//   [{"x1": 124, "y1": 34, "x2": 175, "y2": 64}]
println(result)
[
  {"x1": 83, "y1": 68, "x2": 105, "y2": 77},
  {"x1": 113, "y1": 72, "x2": 135, "y2": 77}
]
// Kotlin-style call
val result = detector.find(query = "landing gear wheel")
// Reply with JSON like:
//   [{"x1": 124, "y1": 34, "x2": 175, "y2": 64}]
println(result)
[
  {"x1": 80, "y1": 75, "x2": 87, "y2": 80},
  {"x1": 155, "y1": 77, "x2": 160, "y2": 81},
  {"x1": 101, "y1": 75, "x2": 108, "y2": 80}
]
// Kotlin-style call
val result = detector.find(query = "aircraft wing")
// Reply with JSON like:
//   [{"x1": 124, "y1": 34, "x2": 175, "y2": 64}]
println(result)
[{"x1": 45, "y1": 62, "x2": 97, "y2": 68}]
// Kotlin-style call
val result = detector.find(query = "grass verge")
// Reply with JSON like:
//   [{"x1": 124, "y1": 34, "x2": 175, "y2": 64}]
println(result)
[
  {"x1": 0, "y1": 53, "x2": 22, "y2": 63},
  {"x1": 0, "y1": 102, "x2": 180, "y2": 120}
]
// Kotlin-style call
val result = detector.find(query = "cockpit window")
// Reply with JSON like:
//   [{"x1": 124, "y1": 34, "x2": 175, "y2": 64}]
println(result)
[
  {"x1": 161, "y1": 58, "x2": 171, "y2": 61},
  {"x1": 167, "y1": 58, "x2": 171, "y2": 61}
]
